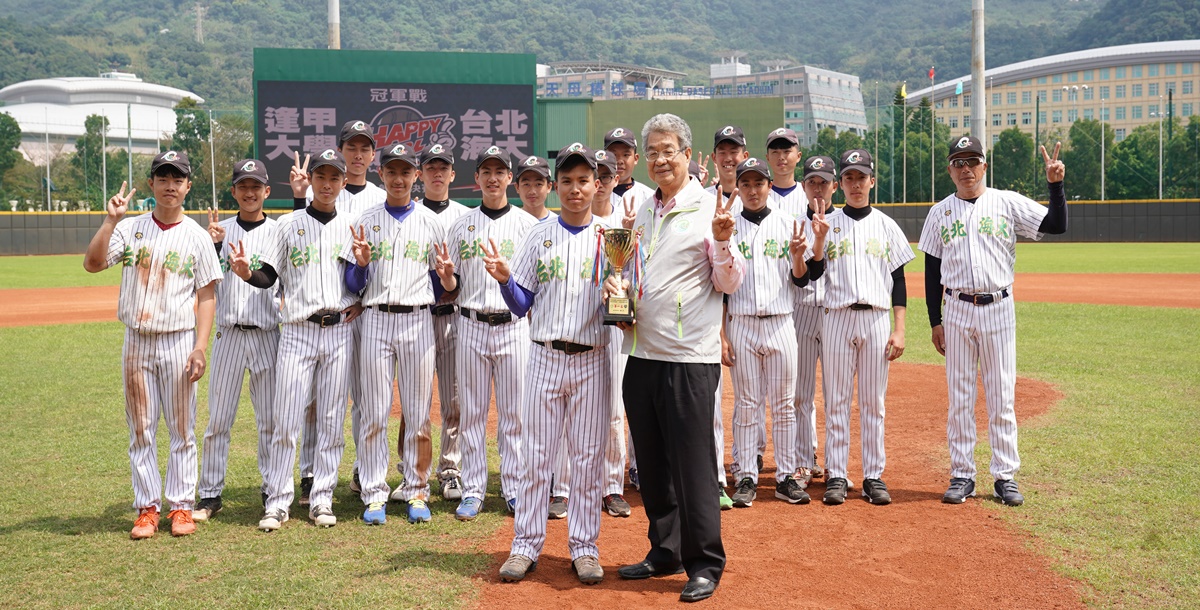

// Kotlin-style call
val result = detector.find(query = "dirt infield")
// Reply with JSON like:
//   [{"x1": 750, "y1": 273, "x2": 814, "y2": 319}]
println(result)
[{"x1": 475, "y1": 365, "x2": 1082, "y2": 609}]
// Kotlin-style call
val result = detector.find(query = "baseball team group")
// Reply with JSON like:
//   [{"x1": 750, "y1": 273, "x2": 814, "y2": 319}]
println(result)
[{"x1": 82, "y1": 110, "x2": 1067, "y2": 602}]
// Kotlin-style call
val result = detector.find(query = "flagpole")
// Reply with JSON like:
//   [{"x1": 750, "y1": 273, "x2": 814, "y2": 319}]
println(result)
[
  {"x1": 902, "y1": 80, "x2": 907, "y2": 203},
  {"x1": 874, "y1": 81, "x2": 879, "y2": 205}
]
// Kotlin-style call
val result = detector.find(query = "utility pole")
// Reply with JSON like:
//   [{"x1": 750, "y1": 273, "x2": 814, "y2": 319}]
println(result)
[
  {"x1": 127, "y1": 104, "x2": 133, "y2": 188},
  {"x1": 193, "y1": 3, "x2": 206, "y2": 44},
  {"x1": 328, "y1": 0, "x2": 341, "y2": 49},
  {"x1": 970, "y1": 0, "x2": 986, "y2": 179}
]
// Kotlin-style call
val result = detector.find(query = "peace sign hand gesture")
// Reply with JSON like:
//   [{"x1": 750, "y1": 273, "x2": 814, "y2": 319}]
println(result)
[
  {"x1": 1041, "y1": 142, "x2": 1065, "y2": 183},
  {"x1": 106, "y1": 181, "x2": 136, "y2": 222},
  {"x1": 811, "y1": 200, "x2": 830, "y2": 241},
  {"x1": 207, "y1": 208, "x2": 225, "y2": 244},
  {"x1": 290, "y1": 151, "x2": 311, "y2": 198},
  {"x1": 481, "y1": 238, "x2": 511, "y2": 283},
  {"x1": 699, "y1": 153, "x2": 713, "y2": 186},
  {"x1": 712, "y1": 188, "x2": 737, "y2": 241},
  {"x1": 349, "y1": 225, "x2": 372, "y2": 267},
  {"x1": 229, "y1": 241, "x2": 253, "y2": 281},
  {"x1": 790, "y1": 219, "x2": 809, "y2": 263},
  {"x1": 433, "y1": 242, "x2": 457, "y2": 291},
  {"x1": 621, "y1": 194, "x2": 637, "y2": 229}
]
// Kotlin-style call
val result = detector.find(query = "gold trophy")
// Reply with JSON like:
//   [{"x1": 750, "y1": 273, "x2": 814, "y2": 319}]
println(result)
[{"x1": 601, "y1": 228, "x2": 638, "y2": 325}]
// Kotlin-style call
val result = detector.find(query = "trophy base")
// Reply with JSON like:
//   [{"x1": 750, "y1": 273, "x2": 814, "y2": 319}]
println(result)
[{"x1": 603, "y1": 297, "x2": 635, "y2": 326}]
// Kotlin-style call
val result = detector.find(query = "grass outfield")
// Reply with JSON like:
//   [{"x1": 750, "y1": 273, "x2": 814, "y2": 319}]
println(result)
[{"x1": 0, "y1": 254, "x2": 121, "y2": 289}]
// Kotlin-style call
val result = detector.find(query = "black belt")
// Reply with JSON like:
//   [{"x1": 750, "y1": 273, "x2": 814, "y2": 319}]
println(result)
[
  {"x1": 535, "y1": 339, "x2": 594, "y2": 355},
  {"x1": 306, "y1": 312, "x2": 342, "y2": 327},
  {"x1": 946, "y1": 288, "x2": 1010, "y2": 306},
  {"x1": 431, "y1": 304, "x2": 456, "y2": 316},
  {"x1": 376, "y1": 304, "x2": 430, "y2": 314},
  {"x1": 233, "y1": 324, "x2": 261, "y2": 331},
  {"x1": 849, "y1": 303, "x2": 875, "y2": 311},
  {"x1": 460, "y1": 307, "x2": 513, "y2": 326}
]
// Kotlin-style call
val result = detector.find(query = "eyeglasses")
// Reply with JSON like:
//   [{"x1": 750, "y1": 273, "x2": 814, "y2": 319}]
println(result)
[
  {"x1": 599, "y1": 174, "x2": 616, "y2": 184},
  {"x1": 950, "y1": 157, "x2": 986, "y2": 168},
  {"x1": 644, "y1": 149, "x2": 682, "y2": 163}
]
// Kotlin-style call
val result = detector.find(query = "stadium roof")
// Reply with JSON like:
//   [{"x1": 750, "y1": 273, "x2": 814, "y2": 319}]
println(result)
[
  {"x1": 546, "y1": 61, "x2": 687, "y2": 88},
  {"x1": 0, "y1": 72, "x2": 203, "y2": 108},
  {"x1": 906, "y1": 40, "x2": 1200, "y2": 104}
]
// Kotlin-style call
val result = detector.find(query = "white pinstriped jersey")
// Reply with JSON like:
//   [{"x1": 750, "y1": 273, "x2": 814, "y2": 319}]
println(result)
[
  {"x1": 728, "y1": 211, "x2": 805, "y2": 316},
  {"x1": 261, "y1": 209, "x2": 358, "y2": 323},
  {"x1": 510, "y1": 216, "x2": 612, "y2": 347},
  {"x1": 339, "y1": 204, "x2": 444, "y2": 307},
  {"x1": 421, "y1": 199, "x2": 472, "y2": 232},
  {"x1": 215, "y1": 218, "x2": 282, "y2": 329},
  {"x1": 768, "y1": 184, "x2": 810, "y2": 217},
  {"x1": 610, "y1": 180, "x2": 656, "y2": 210},
  {"x1": 918, "y1": 188, "x2": 1048, "y2": 293},
  {"x1": 307, "y1": 181, "x2": 386, "y2": 222},
  {"x1": 105, "y1": 213, "x2": 222, "y2": 333},
  {"x1": 819, "y1": 207, "x2": 914, "y2": 310},
  {"x1": 705, "y1": 183, "x2": 744, "y2": 213},
  {"x1": 447, "y1": 205, "x2": 538, "y2": 313}
]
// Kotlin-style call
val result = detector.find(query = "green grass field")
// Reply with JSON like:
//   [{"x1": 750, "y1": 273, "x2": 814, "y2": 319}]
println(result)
[{"x1": 1, "y1": 250, "x2": 1197, "y2": 608}]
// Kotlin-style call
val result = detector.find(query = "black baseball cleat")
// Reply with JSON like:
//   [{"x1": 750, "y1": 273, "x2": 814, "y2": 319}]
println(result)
[
  {"x1": 994, "y1": 479, "x2": 1025, "y2": 506},
  {"x1": 823, "y1": 477, "x2": 849, "y2": 505},
  {"x1": 193, "y1": 496, "x2": 222, "y2": 522},
  {"x1": 861, "y1": 478, "x2": 892, "y2": 505},
  {"x1": 731, "y1": 477, "x2": 756, "y2": 508},
  {"x1": 942, "y1": 478, "x2": 977, "y2": 504},
  {"x1": 299, "y1": 476, "x2": 313, "y2": 507},
  {"x1": 775, "y1": 476, "x2": 811, "y2": 504},
  {"x1": 756, "y1": 454, "x2": 764, "y2": 474}
]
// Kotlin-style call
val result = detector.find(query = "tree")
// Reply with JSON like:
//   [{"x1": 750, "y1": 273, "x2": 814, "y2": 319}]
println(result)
[
  {"x1": 991, "y1": 127, "x2": 1036, "y2": 194},
  {"x1": 169, "y1": 97, "x2": 211, "y2": 209},
  {"x1": 1108, "y1": 124, "x2": 1160, "y2": 200},
  {"x1": 1062, "y1": 119, "x2": 1113, "y2": 200},
  {"x1": 0, "y1": 112, "x2": 21, "y2": 192}
]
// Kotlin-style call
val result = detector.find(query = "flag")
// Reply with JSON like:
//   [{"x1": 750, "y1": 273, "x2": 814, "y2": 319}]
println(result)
[
  {"x1": 929, "y1": 66, "x2": 935, "y2": 80},
  {"x1": 900, "y1": 83, "x2": 907, "y2": 99},
  {"x1": 955, "y1": 81, "x2": 963, "y2": 95}
]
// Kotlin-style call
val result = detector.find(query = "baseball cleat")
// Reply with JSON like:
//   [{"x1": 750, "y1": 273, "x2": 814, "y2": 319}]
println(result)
[
  {"x1": 310, "y1": 505, "x2": 336, "y2": 527},
  {"x1": 794, "y1": 467, "x2": 814, "y2": 489},
  {"x1": 349, "y1": 470, "x2": 362, "y2": 494},
  {"x1": 823, "y1": 477, "x2": 849, "y2": 505},
  {"x1": 756, "y1": 454, "x2": 764, "y2": 474},
  {"x1": 628, "y1": 467, "x2": 640, "y2": 491},
  {"x1": 298, "y1": 476, "x2": 313, "y2": 507},
  {"x1": 942, "y1": 478, "x2": 977, "y2": 504},
  {"x1": 363, "y1": 501, "x2": 387, "y2": 525},
  {"x1": 572, "y1": 555, "x2": 604, "y2": 585},
  {"x1": 498, "y1": 554, "x2": 537, "y2": 582},
  {"x1": 718, "y1": 487, "x2": 733, "y2": 510},
  {"x1": 455, "y1": 497, "x2": 482, "y2": 521},
  {"x1": 732, "y1": 477, "x2": 756, "y2": 508},
  {"x1": 862, "y1": 478, "x2": 892, "y2": 505},
  {"x1": 775, "y1": 476, "x2": 811, "y2": 504},
  {"x1": 130, "y1": 507, "x2": 159, "y2": 540},
  {"x1": 441, "y1": 476, "x2": 463, "y2": 501},
  {"x1": 993, "y1": 479, "x2": 1025, "y2": 506},
  {"x1": 603, "y1": 494, "x2": 632, "y2": 517},
  {"x1": 258, "y1": 509, "x2": 288, "y2": 532},
  {"x1": 408, "y1": 500, "x2": 432, "y2": 523},
  {"x1": 389, "y1": 487, "x2": 406, "y2": 502},
  {"x1": 548, "y1": 496, "x2": 568, "y2": 519},
  {"x1": 192, "y1": 496, "x2": 222, "y2": 522},
  {"x1": 811, "y1": 461, "x2": 825, "y2": 479},
  {"x1": 506, "y1": 497, "x2": 516, "y2": 515},
  {"x1": 168, "y1": 509, "x2": 196, "y2": 537}
]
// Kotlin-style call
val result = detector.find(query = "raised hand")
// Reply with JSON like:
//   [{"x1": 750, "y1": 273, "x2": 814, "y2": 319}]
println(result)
[
  {"x1": 712, "y1": 188, "x2": 737, "y2": 241},
  {"x1": 433, "y1": 242, "x2": 457, "y2": 289},
  {"x1": 699, "y1": 153, "x2": 712, "y2": 185},
  {"x1": 349, "y1": 225, "x2": 371, "y2": 267},
  {"x1": 790, "y1": 219, "x2": 809, "y2": 262},
  {"x1": 106, "y1": 181, "x2": 136, "y2": 222},
  {"x1": 1041, "y1": 142, "x2": 1065, "y2": 183},
  {"x1": 229, "y1": 241, "x2": 252, "y2": 281},
  {"x1": 811, "y1": 202, "x2": 830, "y2": 241},
  {"x1": 207, "y1": 208, "x2": 225, "y2": 243},
  {"x1": 621, "y1": 194, "x2": 637, "y2": 229},
  {"x1": 481, "y1": 237, "x2": 511, "y2": 283},
  {"x1": 290, "y1": 151, "x2": 311, "y2": 197}
]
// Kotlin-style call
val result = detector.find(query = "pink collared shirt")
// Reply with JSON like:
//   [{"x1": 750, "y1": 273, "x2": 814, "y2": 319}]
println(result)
[{"x1": 654, "y1": 190, "x2": 745, "y2": 294}]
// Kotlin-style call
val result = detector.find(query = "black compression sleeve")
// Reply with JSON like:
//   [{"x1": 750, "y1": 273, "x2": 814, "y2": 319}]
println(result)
[
  {"x1": 1039, "y1": 181, "x2": 1067, "y2": 234},
  {"x1": 925, "y1": 253, "x2": 943, "y2": 327},
  {"x1": 792, "y1": 271, "x2": 810, "y2": 288},
  {"x1": 213, "y1": 241, "x2": 222, "y2": 255},
  {"x1": 293, "y1": 197, "x2": 306, "y2": 211},
  {"x1": 891, "y1": 266, "x2": 907, "y2": 308},
  {"x1": 245, "y1": 262, "x2": 278, "y2": 288},
  {"x1": 807, "y1": 258, "x2": 825, "y2": 281}
]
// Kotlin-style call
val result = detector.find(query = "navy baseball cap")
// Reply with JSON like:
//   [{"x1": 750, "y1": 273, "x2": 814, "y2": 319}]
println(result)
[
  {"x1": 839, "y1": 149, "x2": 874, "y2": 177},
  {"x1": 379, "y1": 143, "x2": 419, "y2": 169},
  {"x1": 420, "y1": 143, "x2": 454, "y2": 166},
  {"x1": 802, "y1": 155, "x2": 836, "y2": 181},
  {"x1": 475, "y1": 145, "x2": 513, "y2": 171},
  {"x1": 232, "y1": 158, "x2": 268, "y2": 184},
  {"x1": 766, "y1": 127, "x2": 799, "y2": 147},
  {"x1": 554, "y1": 142, "x2": 598, "y2": 171},
  {"x1": 714, "y1": 125, "x2": 747, "y2": 148},
  {"x1": 151, "y1": 150, "x2": 191, "y2": 176},
  {"x1": 339, "y1": 120, "x2": 375, "y2": 146},
  {"x1": 604, "y1": 127, "x2": 638, "y2": 151},
  {"x1": 735, "y1": 157, "x2": 772, "y2": 182},
  {"x1": 948, "y1": 134, "x2": 985, "y2": 160},
  {"x1": 516, "y1": 155, "x2": 552, "y2": 181},
  {"x1": 593, "y1": 148, "x2": 618, "y2": 174},
  {"x1": 309, "y1": 149, "x2": 347, "y2": 174}
]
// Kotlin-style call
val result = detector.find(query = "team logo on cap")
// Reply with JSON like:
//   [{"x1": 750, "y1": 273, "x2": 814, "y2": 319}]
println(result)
[
  {"x1": 240, "y1": 161, "x2": 257, "y2": 172},
  {"x1": 352, "y1": 121, "x2": 366, "y2": 131},
  {"x1": 846, "y1": 151, "x2": 862, "y2": 164},
  {"x1": 956, "y1": 137, "x2": 972, "y2": 149},
  {"x1": 610, "y1": 128, "x2": 625, "y2": 138},
  {"x1": 567, "y1": 143, "x2": 584, "y2": 153},
  {"x1": 524, "y1": 156, "x2": 540, "y2": 166},
  {"x1": 429, "y1": 144, "x2": 444, "y2": 154},
  {"x1": 162, "y1": 151, "x2": 179, "y2": 161},
  {"x1": 320, "y1": 149, "x2": 337, "y2": 160},
  {"x1": 390, "y1": 144, "x2": 407, "y2": 155},
  {"x1": 744, "y1": 158, "x2": 760, "y2": 167},
  {"x1": 485, "y1": 146, "x2": 501, "y2": 156},
  {"x1": 810, "y1": 158, "x2": 825, "y2": 170},
  {"x1": 721, "y1": 126, "x2": 735, "y2": 136},
  {"x1": 595, "y1": 150, "x2": 608, "y2": 161},
  {"x1": 774, "y1": 128, "x2": 788, "y2": 136}
]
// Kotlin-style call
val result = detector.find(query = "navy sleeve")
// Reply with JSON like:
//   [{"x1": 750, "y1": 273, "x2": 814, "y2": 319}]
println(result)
[
  {"x1": 925, "y1": 253, "x2": 943, "y2": 327},
  {"x1": 1039, "y1": 181, "x2": 1067, "y2": 234},
  {"x1": 499, "y1": 277, "x2": 535, "y2": 318},
  {"x1": 344, "y1": 261, "x2": 368, "y2": 294}
]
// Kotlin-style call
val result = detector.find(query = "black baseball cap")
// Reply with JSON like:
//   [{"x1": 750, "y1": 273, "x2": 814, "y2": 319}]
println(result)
[
  {"x1": 475, "y1": 145, "x2": 513, "y2": 171},
  {"x1": 802, "y1": 155, "x2": 836, "y2": 181},
  {"x1": 766, "y1": 127, "x2": 799, "y2": 147},
  {"x1": 948, "y1": 135, "x2": 985, "y2": 160},
  {"x1": 339, "y1": 120, "x2": 375, "y2": 146},
  {"x1": 420, "y1": 143, "x2": 455, "y2": 166},
  {"x1": 604, "y1": 127, "x2": 638, "y2": 151},
  {"x1": 516, "y1": 155, "x2": 552, "y2": 181},
  {"x1": 688, "y1": 160, "x2": 702, "y2": 180},
  {"x1": 554, "y1": 142, "x2": 598, "y2": 172},
  {"x1": 593, "y1": 148, "x2": 618, "y2": 174},
  {"x1": 309, "y1": 148, "x2": 347, "y2": 174},
  {"x1": 839, "y1": 149, "x2": 874, "y2": 177},
  {"x1": 714, "y1": 125, "x2": 747, "y2": 148},
  {"x1": 151, "y1": 150, "x2": 191, "y2": 176},
  {"x1": 379, "y1": 143, "x2": 420, "y2": 169},
  {"x1": 735, "y1": 157, "x2": 772, "y2": 182},
  {"x1": 232, "y1": 158, "x2": 268, "y2": 184}
]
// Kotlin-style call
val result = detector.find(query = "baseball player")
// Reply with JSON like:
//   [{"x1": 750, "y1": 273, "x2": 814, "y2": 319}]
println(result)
[
  {"x1": 194, "y1": 159, "x2": 281, "y2": 522},
  {"x1": 604, "y1": 126, "x2": 657, "y2": 211},
  {"x1": 515, "y1": 155, "x2": 558, "y2": 222},
  {"x1": 292, "y1": 120, "x2": 386, "y2": 503},
  {"x1": 494, "y1": 143, "x2": 611, "y2": 585},
  {"x1": 343, "y1": 143, "x2": 447, "y2": 525},
  {"x1": 443, "y1": 146, "x2": 538, "y2": 520},
  {"x1": 232, "y1": 149, "x2": 362, "y2": 531},
  {"x1": 83, "y1": 150, "x2": 222, "y2": 539},
  {"x1": 806, "y1": 149, "x2": 913, "y2": 506},
  {"x1": 413, "y1": 144, "x2": 471, "y2": 502},
  {"x1": 724, "y1": 158, "x2": 811, "y2": 508},
  {"x1": 921, "y1": 136, "x2": 1067, "y2": 506}
]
